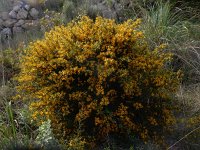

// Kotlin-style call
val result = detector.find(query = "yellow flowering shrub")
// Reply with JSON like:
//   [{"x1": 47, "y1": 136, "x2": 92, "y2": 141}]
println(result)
[{"x1": 16, "y1": 16, "x2": 181, "y2": 146}]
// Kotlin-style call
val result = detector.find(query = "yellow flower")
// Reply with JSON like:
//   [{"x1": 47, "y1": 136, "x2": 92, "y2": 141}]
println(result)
[
  {"x1": 15, "y1": 15, "x2": 181, "y2": 145},
  {"x1": 133, "y1": 102, "x2": 143, "y2": 110},
  {"x1": 148, "y1": 117, "x2": 158, "y2": 126}
]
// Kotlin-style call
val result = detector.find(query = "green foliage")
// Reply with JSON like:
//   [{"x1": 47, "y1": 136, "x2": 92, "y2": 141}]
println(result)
[
  {"x1": 61, "y1": 0, "x2": 92, "y2": 23},
  {"x1": 0, "y1": 84, "x2": 40, "y2": 149},
  {"x1": 0, "y1": 97, "x2": 36, "y2": 149},
  {"x1": 16, "y1": 16, "x2": 181, "y2": 148},
  {"x1": 140, "y1": 1, "x2": 185, "y2": 45},
  {"x1": 139, "y1": 1, "x2": 200, "y2": 84},
  {"x1": 0, "y1": 101, "x2": 16, "y2": 141},
  {"x1": 1, "y1": 140, "x2": 41, "y2": 150},
  {"x1": 0, "y1": 49, "x2": 20, "y2": 84},
  {"x1": 62, "y1": 0, "x2": 76, "y2": 23},
  {"x1": 43, "y1": 0, "x2": 64, "y2": 11},
  {"x1": 40, "y1": 10, "x2": 63, "y2": 32}
]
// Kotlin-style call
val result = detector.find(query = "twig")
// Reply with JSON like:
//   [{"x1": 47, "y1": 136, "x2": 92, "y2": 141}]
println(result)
[{"x1": 167, "y1": 125, "x2": 200, "y2": 150}]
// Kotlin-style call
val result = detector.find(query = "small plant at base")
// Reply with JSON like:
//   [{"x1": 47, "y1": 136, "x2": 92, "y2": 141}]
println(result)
[{"x1": 35, "y1": 119, "x2": 59, "y2": 149}]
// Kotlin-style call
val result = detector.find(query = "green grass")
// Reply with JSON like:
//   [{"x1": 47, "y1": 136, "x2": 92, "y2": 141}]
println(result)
[{"x1": 0, "y1": 0, "x2": 12, "y2": 12}]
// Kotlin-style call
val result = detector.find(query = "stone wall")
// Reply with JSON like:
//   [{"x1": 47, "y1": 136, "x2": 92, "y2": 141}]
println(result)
[
  {"x1": 0, "y1": 0, "x2": 134, "y2": 41},
  {"x1": 0, "y1": 1, "x2": 40, "y2": 40}
]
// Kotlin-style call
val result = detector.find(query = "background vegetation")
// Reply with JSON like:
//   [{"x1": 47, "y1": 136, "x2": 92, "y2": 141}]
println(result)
[{"x1": 0, "y1": 0, "x2": 199, "y2": 149}]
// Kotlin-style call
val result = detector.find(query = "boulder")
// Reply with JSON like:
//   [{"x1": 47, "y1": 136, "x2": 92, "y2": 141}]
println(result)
[
  {"x1": 29, "y1": 8, "x2": 39, "y2": 19},
  {"x1": 14, "y1": 19, "x2": 25, "y2": 27},
  {"x1": 9, "y1": 10, "x2": 17, "y2": 19},
  {"x1": 17, "y1": 8, "x2": 28, "y2": 19},
  {"x1": 0, "y1": 28, "x2": 12, "y2": 39},
  {"x1": 0, "y1": 26, "x2": 3, "y2": 31},
  {"x1": 0, "y1": 18, "x2": 3, "y2": 27},
  {"x1": 1, "y1": 12, "x2": 10, "y2": 21},
  {"x1": 3, "y1": 19, "x2": 17, "y2": 28},
  {"x1": 13, "y1": 5, "x2": 21, "y2": 12},
  {"x1": 24, "y1": 4, "x2": 31, "y2": 11}
]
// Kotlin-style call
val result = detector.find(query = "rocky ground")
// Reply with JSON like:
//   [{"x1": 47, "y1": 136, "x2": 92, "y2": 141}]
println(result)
[
  {"x1": 0, "y1": 0, "x2": 137, "y2": 42},
  {"x1": 0, "y1": 0, "x2": 41, "y2": 42}
]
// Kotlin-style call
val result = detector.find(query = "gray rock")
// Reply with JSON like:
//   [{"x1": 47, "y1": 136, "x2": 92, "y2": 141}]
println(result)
[
  {"x1": 3, "y1": 19, "x2": 17, "y2": 28},
  {"x1": 1, "y1": 12, "x2": 10, "y2": 20},
  {"x1": 14, "y1": 19, "x2": 25, "y2": 27},
  {"x1": 0, "y1": 18, "x2": 3, "y2": 27},
  {"x1": 0, "y1": 26, "x2": 3, "y2": 31},
  {"x1": 0, "y1": 28, "x2": 12, "y2": 38},
  {"x1": 24, "y1": 4, "x2": 31, "y2": 11},
  {"x1": 13, "y1": 26, "x2": 24, "y2": 34},
  {"x1": 29, "y1": 8, "x2": 39, "y2": 19},
  {"x1": 13, "y1": 5, "x2": 21, "y2": 12},
  {"x1": 17, "y1": 8, "x2": 28, "y2": 19},
  {"x1": 9, "y1": 10, "x2": 17, "y2": 19}
]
